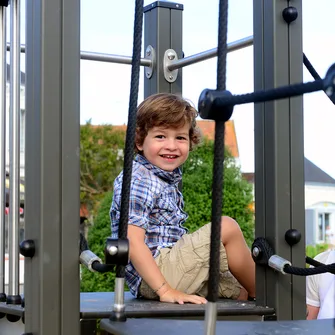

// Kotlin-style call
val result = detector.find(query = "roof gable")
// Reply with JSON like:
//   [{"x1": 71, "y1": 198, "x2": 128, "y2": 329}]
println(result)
[
  {"x1": 196, "y1": 120, "x2": 239, "y2": 158},
  {"x1": 305, "y1": 158, "x2": 335, "y2": 185},
  {"x1": 242, "y1": 158, "x2": 335, "y2": 185}
]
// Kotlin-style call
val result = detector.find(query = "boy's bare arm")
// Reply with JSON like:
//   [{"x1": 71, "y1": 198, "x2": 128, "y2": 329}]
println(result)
[{"x1": 128, "y1": 225, "x2": 206, "y2": 304}]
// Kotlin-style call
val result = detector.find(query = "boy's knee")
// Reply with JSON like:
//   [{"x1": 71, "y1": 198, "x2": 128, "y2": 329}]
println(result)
[{"x1": 220, "y1": 216, "x2": 242, "y2": 243}]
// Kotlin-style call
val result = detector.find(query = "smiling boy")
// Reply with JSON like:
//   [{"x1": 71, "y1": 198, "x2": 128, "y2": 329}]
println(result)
[{"x1": 110, "y1": 93, "x2": 255, "y2": 304}]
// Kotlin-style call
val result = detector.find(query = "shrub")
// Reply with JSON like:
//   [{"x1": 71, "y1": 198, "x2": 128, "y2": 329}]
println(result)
[
  {"x1": 182, "y1": 139, "x2": 254, "y2": 246},
  {"x1": 80, "y1": 191, "x2": 116, "y2": 292}
]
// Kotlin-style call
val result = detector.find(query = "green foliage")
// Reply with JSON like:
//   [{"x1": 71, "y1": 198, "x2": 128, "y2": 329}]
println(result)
[
  {"x1": 306, "y1": 243, "x2": 329, "y2": 260},
  {"x1": 80, "y1": 191, "x2": 116, "y2": 292},
  {"x1": 80, "y1": 121, "x2": 125, "y2": 216},
  {"x1": 182, "y1": 139, "x2": 255, "y2": 246}
]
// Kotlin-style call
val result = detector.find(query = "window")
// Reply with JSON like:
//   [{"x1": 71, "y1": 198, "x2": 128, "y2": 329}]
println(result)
[{"x1": 317, "y1": 212, "x2": 330, "y2": 243}]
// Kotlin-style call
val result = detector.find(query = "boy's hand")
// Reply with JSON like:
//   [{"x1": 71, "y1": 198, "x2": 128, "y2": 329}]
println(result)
[{"x1": 158, "y1": 286, "x2": 207, "y2": 305}]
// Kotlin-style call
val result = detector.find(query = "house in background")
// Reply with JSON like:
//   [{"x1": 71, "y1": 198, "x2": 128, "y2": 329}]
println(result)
[
  {"x1": 304, "y1": 159, "x2": 335, "y2": 246},
  {"x1": 242, "y1": 159, "x2": 335, "y2": 247}
]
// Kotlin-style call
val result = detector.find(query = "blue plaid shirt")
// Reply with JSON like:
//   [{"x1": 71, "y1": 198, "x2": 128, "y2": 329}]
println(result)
[{"x1": 110, "y1": 154, "x2": 188, "y2": 297}]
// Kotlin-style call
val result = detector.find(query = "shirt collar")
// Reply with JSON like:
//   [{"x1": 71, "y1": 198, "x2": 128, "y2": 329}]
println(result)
[{"x1": 135, "y1": 154, "x2": 182, "y2": 185}]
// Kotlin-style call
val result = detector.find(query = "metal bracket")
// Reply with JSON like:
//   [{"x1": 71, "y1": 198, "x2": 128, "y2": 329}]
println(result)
[
  {"x1": 145, "y1": 45, "x2": 155, "y2": 79},
  {"x1": 163, "y1": 49, "x2": 178, "y2": 83}
]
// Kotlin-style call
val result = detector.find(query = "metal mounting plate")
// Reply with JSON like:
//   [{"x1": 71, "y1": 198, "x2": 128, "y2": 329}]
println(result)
[
  {"x1": 163, "y1": 49, "x2": 178, "y2": 83},
  {"x1": 145, "y1": 45, "x2": 155, "y2": 79}
]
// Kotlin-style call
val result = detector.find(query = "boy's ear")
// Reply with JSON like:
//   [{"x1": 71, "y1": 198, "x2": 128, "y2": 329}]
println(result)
[{"x1": 135, "y1": 141, "x2": 143, "y2": 152}]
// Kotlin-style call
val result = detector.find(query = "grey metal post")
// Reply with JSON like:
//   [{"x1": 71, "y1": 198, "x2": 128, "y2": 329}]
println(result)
[
  {"x1": 253, "y1": 0, "x2": 306, "y2": 320},
  {"x1": 8, "y1": 0, "x2": 21, "y2": 303},
  {"x1": 24, "y1": 0, "x2": 80, "y2": 333},
  {"x1": 0, "y1": 4, "x2": 6, "y2": 300},
  {"x1": 143, "y1": 1, "x2": 183, "y2": 97}
]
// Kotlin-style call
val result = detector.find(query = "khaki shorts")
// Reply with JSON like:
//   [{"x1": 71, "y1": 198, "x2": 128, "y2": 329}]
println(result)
[{"x1": 139, "y1": 223, "x2": 241, "y2": 300}]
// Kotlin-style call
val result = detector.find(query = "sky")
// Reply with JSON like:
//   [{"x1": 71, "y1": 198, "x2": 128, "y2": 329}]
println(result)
[{"x1": 14, "y1": 0, "x2": 335, "y2": 177}]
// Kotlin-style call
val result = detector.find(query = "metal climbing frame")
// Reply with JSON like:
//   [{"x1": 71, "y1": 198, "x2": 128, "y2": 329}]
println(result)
[
  {"x1": 24, "y1": 0, "x2": 80, "y2": 333},
  {"x1": 142, "y1": 0, "x2": 306, "y2": 320},
  {"x1": 253, "y1": 0, "x2": 306, "y2": 320},
  {"x1": 2, "y1": 0, "x2": 309, "y2": 333}
]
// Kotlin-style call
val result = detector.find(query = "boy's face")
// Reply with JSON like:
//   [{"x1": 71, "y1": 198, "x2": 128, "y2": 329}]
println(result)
[{"x1": 136, "y1": 123, "x2": 190, "y2": 172}]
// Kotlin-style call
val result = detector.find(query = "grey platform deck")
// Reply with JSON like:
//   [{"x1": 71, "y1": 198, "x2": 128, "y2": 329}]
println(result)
[
  {"x1": 100, "y1": 317, "x2": 335, "y2": 335},
  {"x1": 0, "y1": 291, "x2": 275, "y2": 320}
]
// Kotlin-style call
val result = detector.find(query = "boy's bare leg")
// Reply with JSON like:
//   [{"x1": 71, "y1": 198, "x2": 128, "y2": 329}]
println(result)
[{"x1": 220, "y1": 216, "x2": 256, "y2": 298}]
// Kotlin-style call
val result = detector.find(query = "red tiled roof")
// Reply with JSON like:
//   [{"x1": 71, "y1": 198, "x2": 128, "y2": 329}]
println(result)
[{"x1": 196, "y1": 120, "x2": 239, "y2": 158}]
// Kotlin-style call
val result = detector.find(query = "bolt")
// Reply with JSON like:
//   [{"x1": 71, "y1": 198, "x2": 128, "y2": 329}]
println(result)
[
  {"x1": 146, "y1": 50, "x2": 151, "y2": 57},
  {"x1": 326, "y1": 86, "x2": 333, "y2": 97},
  {"x1": 146, "y1": 72, "x2": 150, "y2": 77},
  {"x1": 252, "y1": 247, "x2": 260, "y2": 258},
  {"x1": 167, "y1": 52, "x2": 175, "y2": 60},
  {"x1": 108, "y1": 246, "x2": 118, "y2": 256},
  {"x1": 169, "y1": 75, "x2": 174, "y2": 80}
]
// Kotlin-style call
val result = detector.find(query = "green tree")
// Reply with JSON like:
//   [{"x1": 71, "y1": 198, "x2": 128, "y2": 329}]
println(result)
[
  {"x1": 80, "y1": 121, "x2": 125, "y2": 216},
  {"x1": 182, "y1": 139, "x2": 254, "y2": 246},
  {"x1": 80, "y1": 191, "x2": 116, "y2": 292}
]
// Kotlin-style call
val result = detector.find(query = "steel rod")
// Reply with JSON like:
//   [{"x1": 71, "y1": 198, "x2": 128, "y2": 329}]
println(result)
[
  {"x1": 8, "y1": 0, "x2": 20, "y2": 298},
  {"x1": 80, "y1": 51, "x2": 151, "y2": 66},
  {"x1": 0, "y1": 6, "x2": 6, "y2": 296},
  {"x1": 6, "y1": 43, "x2": 152, "y2": 67},
  {"x1": 167, "y1": 35, "x2": 253, "y2": 71}
]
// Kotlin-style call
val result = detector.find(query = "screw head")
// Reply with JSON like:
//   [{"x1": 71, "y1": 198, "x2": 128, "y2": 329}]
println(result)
[
  {"x1": 108, "y1": 245, "x2": 118, "y2": 256},
  {"x1": 252, "y1": 247, "x2": 260, "y2": 258},
  {"x1": 167, "y1": 52, "x2": 175, "y2": 60},
  {"x1": 326, "y1": 86, "x2": 333, "y2": 97},
  {"x1": 169, "y1": 75, "x2": 173, "y2": 80}
]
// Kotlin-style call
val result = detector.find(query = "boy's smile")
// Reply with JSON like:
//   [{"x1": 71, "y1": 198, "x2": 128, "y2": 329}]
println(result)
[{"x1": 136, "y1": 124, "x2": 190, "y2": 172}]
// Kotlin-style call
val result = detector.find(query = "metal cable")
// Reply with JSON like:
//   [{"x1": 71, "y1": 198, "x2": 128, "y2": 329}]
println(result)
[
  {"x1": 214, "y1": 79, "x2": 324, "y2": 107},
  {"x1": 116, "y1": 0, "x2": 143, "y2": 279},
  {"x1": 303, "y1": 53, "x2": 321, "y2": 80},
  {"x1": 284, "y1": 263, "x2": 335, "y2": 276},
  {"x1": 207, "y1": 0, "x2": 229, "y2": 304}
]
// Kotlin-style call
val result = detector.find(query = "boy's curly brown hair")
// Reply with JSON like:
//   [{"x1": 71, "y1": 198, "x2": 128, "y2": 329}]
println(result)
[{"x1": 135, "y1": 93, "x2": 202, "y2": 153}]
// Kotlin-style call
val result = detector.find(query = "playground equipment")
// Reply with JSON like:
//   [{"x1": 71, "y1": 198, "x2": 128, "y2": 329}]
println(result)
[{"x1": 0, "y1": 0, "x2": 334, "y2": 334}]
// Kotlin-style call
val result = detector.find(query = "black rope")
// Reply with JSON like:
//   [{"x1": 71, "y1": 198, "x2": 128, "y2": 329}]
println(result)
[
  {"x1": 91, "y1": 262, "x2": 115, "y2": 273},
  {"x1": 79, "y1": 232, "x2": 89, "y2": 254},
  {"x1": 284, "y1": 262, "x2": 335, "y2": 276},
  {"x1": 116, "y1": 0, "x2": 144, "y2": 279},
  {"x1": 306, "y1": 256, "x2": 323, "y2": 268},
  {"x1": 305, "y1": 256, "x2": 335, "y2": 275},
  {"x1": 207, "y1": 0, "x2": 229, "y2": 303},
  {"x1": 79, "y1": 232, "x2": 114, "y2": 273},
  {"x1": 303, "y1": 53, "x2": 321, "y2": 80},
  {"x1": 303, "y1": 53, "x2": 335, "y2": 104},
  {"x1": 214, "y1": 79, "x2": 323, "y2": 107}
]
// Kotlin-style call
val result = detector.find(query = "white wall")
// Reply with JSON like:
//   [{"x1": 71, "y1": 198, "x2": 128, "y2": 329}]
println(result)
[
  {"x1": 305, "y1": 183, "x2": 335, "y2": 246},
  {"x1": 305, "y1": 183, "x2": 335, "y2": 208}
]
